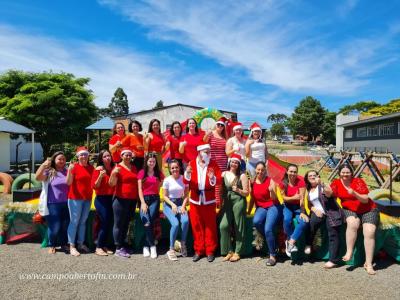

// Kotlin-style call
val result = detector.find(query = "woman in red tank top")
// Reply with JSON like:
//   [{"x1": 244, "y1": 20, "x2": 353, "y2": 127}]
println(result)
[
  {"x1": 248, "y1": 162, "x2": 282, "y2": 266},
  {"x1": 330, "y1": 164, "x2": 379, "y2": 275},
  {"x1": 144, "y1": 119, "x2": 165, "y2": 171}
]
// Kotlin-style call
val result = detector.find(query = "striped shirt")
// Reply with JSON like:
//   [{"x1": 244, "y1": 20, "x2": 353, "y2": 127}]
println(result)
[{"x1": 210, "y1": 134, "x2": 228, "y2": 172}]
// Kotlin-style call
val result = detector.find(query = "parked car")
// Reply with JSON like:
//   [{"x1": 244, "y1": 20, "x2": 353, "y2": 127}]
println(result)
[{"x1": 280, "y1": 136, "x2": 292, "y2": 144}]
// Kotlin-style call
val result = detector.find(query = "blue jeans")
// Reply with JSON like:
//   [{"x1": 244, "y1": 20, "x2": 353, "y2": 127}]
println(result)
[
  {"x1": 283, "y1": 204, "x2": 308, "y2": 241},
  {"x1": 94, "y1": 195, "x2": 113, "y2": 248},
  {"x1": 163, "y1": 203, "x2": 189, "y2": 249},
  {"x1": 253, "y1": 205, "x2": 283, "y2": 257},
  {"x1": 67, "y1": 200, "x2": 91, "y2": 245},
  {"x1": 45, "y1": 202, "x2": 69, "y2": 247},
  {"x1": 140, "y1": 194, "x2": 160, "y2": 247}
]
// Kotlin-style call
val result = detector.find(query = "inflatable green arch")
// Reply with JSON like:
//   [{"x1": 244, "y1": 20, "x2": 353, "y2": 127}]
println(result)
[{"x1": 193, "y1": 108, "x2": 223, "y2": 127}]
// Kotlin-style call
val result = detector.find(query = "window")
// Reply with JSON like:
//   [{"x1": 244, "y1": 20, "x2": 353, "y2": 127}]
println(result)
[
  {"x1": 344, "y1": 129, "x2": 352, "y2": 138},
  {"x1": 367, "y1": 125, "x2": 379, "y2": 137},
  {"x1": 380, "y1": 123, "x2": 395, "y2": 136},
  {"x1": 357, "y1": 127, "x2": 367, "y2": 137}
]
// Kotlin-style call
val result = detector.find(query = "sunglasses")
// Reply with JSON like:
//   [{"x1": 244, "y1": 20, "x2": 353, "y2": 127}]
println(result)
[
  {"x1": 147, "y1": 152, "x2": 158, "y2": 158},
  {"x1": 216, "y1": 123, "x2": 225, "y2": 127}
]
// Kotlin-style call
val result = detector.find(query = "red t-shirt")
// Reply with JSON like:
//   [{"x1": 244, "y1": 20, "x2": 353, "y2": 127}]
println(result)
[
  {"x1": 168, "y1": 135, "x2": 182, "y2": 160},
  {"x1": 252, "y1": 177, "x2": 278, "y2": 208},
  {"x1": 137, "y1": 169, "x2": 164, "y2": 196},
  {"x1": 123, "y1": 133, "x2": 144, "y2": 158},
  {"x1": 109, "y1": 134, "x2": 125, "y2": 162},
  {"x1": 68, "y1": 164, "x2": 94, "y2": 201},
  {"x1": 281, "y1": 176, "x2": 305, "y2": 206},
  {"x1": 148, "y1": 133, "x2": 164, "y2": 153},
  {"x1": 91, "y1": 168, "x2": 115, "y2": 196},
  {"x1": 330, "y1": 178, "x2": 376, "y2": 214},
  {"x1": 181, "y1": 132, "x2": 204, "y2": 163},
  {"x1": 114, "y1": 164, "x2": 138, "y2": 200}
]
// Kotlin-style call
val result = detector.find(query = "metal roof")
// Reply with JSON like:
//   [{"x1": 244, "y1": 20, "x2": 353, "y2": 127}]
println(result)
[
  {"x1": 0, "y1": 117, "x2": 35, "y2": 134},
  {"x1": 341, "y1": 111, "x2": 400, "y2": 127},
  {"x1": 86, "y1": 117, "x2": 115, "y2": 130}
]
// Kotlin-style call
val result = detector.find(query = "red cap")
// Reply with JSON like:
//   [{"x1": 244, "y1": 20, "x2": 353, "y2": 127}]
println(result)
[
  {"x1": 76, "y1": 146, "x2": 89, "y2": 156},
  {"x1": 230, "y1": 153, "x2": 242, "y2": 162},
  {"x1": 120, "y1": 147, "x2": 133, "y2": 156},
  {"x1": 232, "y1": 122, "x2": 242, "y2": 131},
  {"x1": 216, "y1": 117, "x2": 227, "y2": 126},
  {"x1": 250, "y1": 122, "x2": 262, "y2": 132}
]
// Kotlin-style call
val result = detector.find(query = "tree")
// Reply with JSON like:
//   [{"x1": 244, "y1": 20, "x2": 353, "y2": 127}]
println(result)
[
  {"x1": 108, "y1": 87, "x2": 129, "y2": 116},
  {"x1": 267, "y1": 113, "x2": 287, "y2": 124},
  {"x1": 365, "y1": 98, "x2": 400, "y2": 116},
  {"x1": 321, "y1": 111, "x2": 336, "y2": 144},
  {"x1": 270, "y1": 123, "x2": 286, "y2": 138},
  {"x1": 286, "y1": 96, "x2": 325, "y2": 141},
  {"x1": 0, "y1": 70, "x2": 97, "y2": 157},
  {"x1": 154, "y1": 100, "x2": 164, "y2": 108},
  {"x1": 338, "y1": 100, "x2": 380, "y2": 115}
]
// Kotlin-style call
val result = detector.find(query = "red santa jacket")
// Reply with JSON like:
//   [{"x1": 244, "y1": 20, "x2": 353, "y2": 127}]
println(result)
[{"x1": 184, "y1": 158, "x2": 221, "y2": 205}]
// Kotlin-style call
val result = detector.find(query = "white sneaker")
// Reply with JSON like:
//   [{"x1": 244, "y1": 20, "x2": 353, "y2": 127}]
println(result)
[
  {"x1": 143, "y1": 247, "x2": 150, "y2": 257},
  {"x1": 150, "y1": 246, "x2": 157, "y2": 259},
  {"x1": 304, "y1": 245, "x2": 311, "y2": 255}
]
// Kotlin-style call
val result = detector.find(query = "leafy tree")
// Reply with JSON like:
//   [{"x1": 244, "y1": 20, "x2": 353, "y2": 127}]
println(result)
[
  {"x1": 270, "y1": 123, "x2": 286, "y2": 138},
  {"x1": 0, "y1": 70, "x2": 97, "y2": 157},
  {"x1": 108, "y1": 87, "x2": 129, "y2": 116},
  {"x1": 267, "y1": 113, "x2": 287, "y2": 124},
  {"x1": 286, "y1": 96, "x2": 325, "y2": 141},
  {"x1": 154, "y1": 100, "x2": 164, "y2": 108},
  {"x1": 365, "y1": 99, "x2": 400, "y2": 116},
  {"x1": 338, "y1": 100, "x2": 380, "y2": 115},
  {"x1": 321, "y1": 111, "x2": 336, "y2": 144}
]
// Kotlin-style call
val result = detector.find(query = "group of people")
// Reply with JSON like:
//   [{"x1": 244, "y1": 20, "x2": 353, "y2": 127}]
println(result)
[{"x1": 35, "y1": 117, "x2": 380, "y2": 275}]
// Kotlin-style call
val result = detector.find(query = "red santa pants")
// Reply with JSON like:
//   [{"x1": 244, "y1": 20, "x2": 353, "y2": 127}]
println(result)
[{"x1": 189, "y1": 202, "x2": 218, "y2": 256}]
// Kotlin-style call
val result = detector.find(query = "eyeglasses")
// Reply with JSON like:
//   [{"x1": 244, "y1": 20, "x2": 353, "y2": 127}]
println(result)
[{"x1": 216, "y1": 123, "x2": 225, "y2": 127}]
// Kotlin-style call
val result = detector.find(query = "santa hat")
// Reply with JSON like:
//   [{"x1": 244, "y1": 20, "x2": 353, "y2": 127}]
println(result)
[
  {"x1": 232, "y1": 122, "x2": 242, "y2": 131},
  {"x1": 120, "y1": 147, "x2": 133, "y2": 156},
  {"x1": 216, "y1": 117, "x2": 227, "y2": 126},
  {"x1": 76, "y1": 146, "x2": 89, "y2": 156},
  {"x1": 250, "y1": 122, "x2": 262, "y2": 132},
  {"x1": 230, "y1": 153, "x2": 242, "y2": 162},
  {"x1": 197, "y1": 143, "x2": 211, "y2": 151}
]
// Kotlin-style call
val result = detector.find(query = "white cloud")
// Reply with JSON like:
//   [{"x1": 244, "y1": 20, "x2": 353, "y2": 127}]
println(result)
[
  {"x1": 0, "y1": 24, "x2": 284, "y2": 123},
  {"x1": 100, "y1": 0, "x2": 395, "y2": 95}
]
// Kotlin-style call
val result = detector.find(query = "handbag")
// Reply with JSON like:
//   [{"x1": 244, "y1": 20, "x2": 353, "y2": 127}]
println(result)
[{"x1": 38, "y1": 180, "x2": 49, "y2": 216}]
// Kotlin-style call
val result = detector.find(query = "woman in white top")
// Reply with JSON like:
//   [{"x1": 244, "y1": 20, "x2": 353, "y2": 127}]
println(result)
[
  {"x1": 245, "y1": 122, "x2": 268, "y2": 179},
  {"x1": 226, "y1": 122, "x2": 246, "y2": 172},
  {"x1": 162, "y1": 159, "x2": 189, "y2": 261},
  {"x1": 304, "y1": 169, "x2": 342, "y2": 269}
]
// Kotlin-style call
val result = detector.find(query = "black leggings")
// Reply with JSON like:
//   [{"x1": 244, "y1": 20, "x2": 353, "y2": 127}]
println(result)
[
  {"x1": 112, "y1": 197, "x2": 136, "y2": 249},
  {"x1": 306, "y1": 213, "x2": 341, "y2": 263}
]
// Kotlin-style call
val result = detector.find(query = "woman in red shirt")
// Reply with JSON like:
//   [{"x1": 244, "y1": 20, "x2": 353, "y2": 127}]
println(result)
[
  {"x1": 123, "y1": 120, "x2": 144, "y2": 171},
  {"x1": 144, "y1": 119, "x2": 165, "y2": 171},
  {"x1": 109, "y1": 148, "x2": 138, "y2": 258},
  {"x1": 66, "y1": 146, "x2": 94, "y2": 256},
  {"x1": 248, "y1": 161, "x2": 281, "y2": 266},
  {"x1": 109, "y1": 122, "x2": 127, "y2": 163},
  {"x1": 280, "y1": 164, "x2": 309, "y2": 258},
  {"x1": 330, "y1": 164, "x2": 379, "y2": 275},
  {"x1": 91, "y1": 150, "x2": 115, "y2": 256},
  {"x1": 165, "y1": 121, "x2": 184, "y2": 173},
  {"x1": 179, "y1": 118, "x2": 204, "y2": 164}
]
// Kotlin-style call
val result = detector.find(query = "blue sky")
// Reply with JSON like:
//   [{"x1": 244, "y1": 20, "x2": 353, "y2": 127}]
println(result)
[{"x1": 1, "y1": 0, "x2": 399, "y2": 128}]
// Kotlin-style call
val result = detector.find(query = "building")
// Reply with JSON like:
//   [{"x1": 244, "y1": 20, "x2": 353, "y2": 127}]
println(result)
[
  {"x1": 113, "y1": 103, "x2": 237, "y2": 131},
  {"x1": 338, "y1": 112, "x2": 400, "y2": 154}
]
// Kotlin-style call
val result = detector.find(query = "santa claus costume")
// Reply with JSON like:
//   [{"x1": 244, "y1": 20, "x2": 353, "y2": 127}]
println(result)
[{"x1": 184, "y1": 144, "x2": 221, "y2": 262}]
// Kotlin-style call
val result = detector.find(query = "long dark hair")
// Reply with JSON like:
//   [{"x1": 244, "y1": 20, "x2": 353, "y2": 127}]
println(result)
[
  {"x1": 112, "y1": 122, "x2": 125, "y2": 135},
  {"x1": 228, "y1": 159, "x2": 242, "y2": 177},
  {"x1": 48, "y1": 151, "x2": 66, "y2": 181},
  {"x1": 169, "y1": 121, "x2": 182, "y2": 137},
  {"x1": 148, "y1": 119, "x2": 161, "y2": 134},
  {"x1": 128, "y1": 120, "x2": 142, "y2": 133},
  {"x1": 142, "y1": 152, "x2": 161, "y2": 182},
  {"x1": 185, "y1": 118, "x2": 199, "y2": 134},
  {"x1": 304, "y1": 169, "x2": 319, "y2": 191},
  {"x1": 282, "y1": 163, "x2": 298, "y2": 194},
  {"x1": 97, "y1": 150, "x2": 115, "y2": 170}
]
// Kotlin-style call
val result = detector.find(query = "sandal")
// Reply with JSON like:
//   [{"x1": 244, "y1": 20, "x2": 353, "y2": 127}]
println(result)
[
  {"x1": 95, "y1": 248, "x2": 108, "y2": 256},
  {"x1": 48, "y1": 247, "x2": 56, "y2": 254},
  {"x1": 70, "y1": 247, "x2": 80, "y2": 257},
  {"x1": 229, "y1": 253, "x2": 240, "y2": 262},
  {"x1": 364, "y1": 263, "x2": 376, "y2": 275},
  {"x1": 222, "y1": 252, "x2": 233, "y2": 262},
  {"x1": 265, "y1": 257, "x2": 276, "y2": 266},
  {"x1": 323, "y1": 261, "x2": 338, "y2": 269}
]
